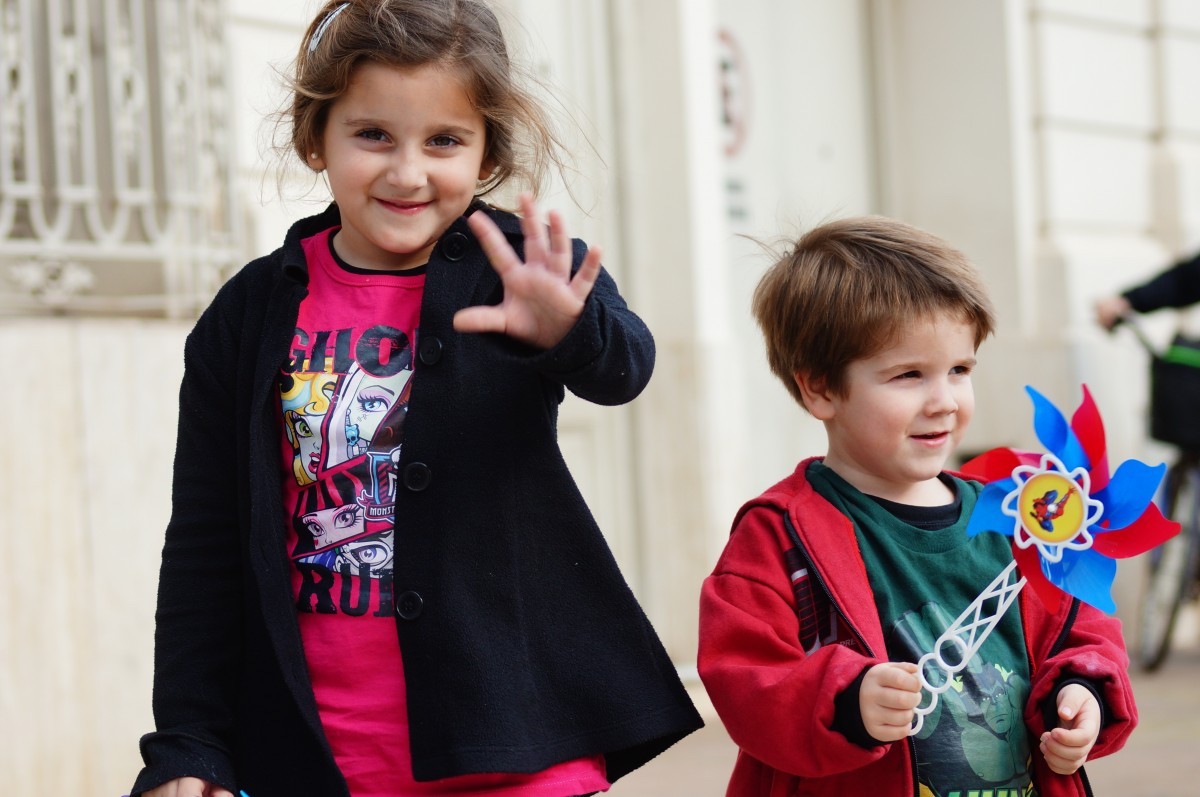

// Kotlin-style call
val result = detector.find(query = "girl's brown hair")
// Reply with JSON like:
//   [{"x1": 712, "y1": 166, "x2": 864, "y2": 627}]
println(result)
[
  {"x1": 287, "y1": 0, "x2": 563, "y2": 197},
  {"x1": 752, "y1": 216, "x2": 996, "y2": 410}
]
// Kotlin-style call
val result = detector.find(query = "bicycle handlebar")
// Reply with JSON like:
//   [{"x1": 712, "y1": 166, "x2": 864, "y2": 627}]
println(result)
[{"x1": 1111, "y1": 313, "x2": 1163, "y2": 358}]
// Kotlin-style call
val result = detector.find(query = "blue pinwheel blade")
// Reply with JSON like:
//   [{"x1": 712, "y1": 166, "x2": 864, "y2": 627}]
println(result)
[
  {"x1": 1093, "y1": 459, "x2": 1166, "y2": 531},
  {"x1": 1042, "y1": 548, "x2": 1117, "y2": 614},
  {"x1": 1027, "y1": 386, "x2": 1089, "y2": 472},
  {"x1": 966, "y1": 478, "x2": 1016, "y2": 538}
]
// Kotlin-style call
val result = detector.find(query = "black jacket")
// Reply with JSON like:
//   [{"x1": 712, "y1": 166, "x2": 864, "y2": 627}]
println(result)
[
  {"x1": 1123, "y1": 249, "x2": 1200, "y2": 313},
  {"x1": 131, "y1": 203, "x2": 702, "y2": 797}
]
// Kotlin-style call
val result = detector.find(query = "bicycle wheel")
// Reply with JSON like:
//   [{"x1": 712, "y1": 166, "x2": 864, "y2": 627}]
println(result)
[{"x1": 1136, "y1": 463, "x2": 1200, "y2": 672}]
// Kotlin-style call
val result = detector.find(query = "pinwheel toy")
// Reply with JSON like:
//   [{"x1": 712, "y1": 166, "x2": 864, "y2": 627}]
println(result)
[{"x1": 908, "y1": 385, "x2": 1179, "y2": 735}]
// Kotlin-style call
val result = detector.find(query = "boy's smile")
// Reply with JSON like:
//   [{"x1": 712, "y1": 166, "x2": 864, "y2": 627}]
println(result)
[
  {"x1": 805, "y1": 314, "x2": 978, "y2": 505},
  {"x1": 311, "y1": 62, "x2": 493, "y2": 270}
]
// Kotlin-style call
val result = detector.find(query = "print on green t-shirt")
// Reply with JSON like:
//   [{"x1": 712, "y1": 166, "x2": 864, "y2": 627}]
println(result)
[{"x1": 808, "y1": 462, "x2": 1038, "y2": 797}]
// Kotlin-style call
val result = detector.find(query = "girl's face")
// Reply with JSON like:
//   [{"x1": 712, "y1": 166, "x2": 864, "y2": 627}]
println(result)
[{"x1": 312, "y1": 62, "x2": 492, "y2": 270}]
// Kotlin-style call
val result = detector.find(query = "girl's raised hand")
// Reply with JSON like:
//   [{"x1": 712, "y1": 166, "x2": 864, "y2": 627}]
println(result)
[{"x1": 454, "y1": 194, "x2": 601, "y2": 350}]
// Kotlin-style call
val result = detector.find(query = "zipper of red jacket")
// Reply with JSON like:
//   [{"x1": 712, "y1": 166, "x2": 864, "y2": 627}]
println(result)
[
  {"x1": 782, "y1": 513, "x2": 921, "y2": 796},
  {"x1": 1031, "y1": 595, "x2": 1095, "y2": 797}
]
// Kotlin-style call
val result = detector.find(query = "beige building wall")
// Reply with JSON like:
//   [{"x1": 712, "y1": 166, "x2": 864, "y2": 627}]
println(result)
[
  {"x1": 873, "y1": 0, "x2": 1200, "y2": 615},
  {"x1": 4, "y1": 1, "x2": 1200, "y2": 793}
]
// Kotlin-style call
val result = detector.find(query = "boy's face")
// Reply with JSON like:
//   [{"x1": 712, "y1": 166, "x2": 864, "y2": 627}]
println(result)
[{"x1": 804, "y1": 314, "x2": 977, "y2": 504}]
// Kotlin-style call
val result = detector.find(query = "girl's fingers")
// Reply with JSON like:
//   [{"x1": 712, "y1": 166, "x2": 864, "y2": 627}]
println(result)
[
  {"x1": 453, "y1": 305, "x2": 507, "y2": 335},
  {"x1": 569, "y1": 245, "x2": 602, "y2": 301},
  {"x1": 467, "y1": 211, "x2": 521, "y2": 277},
  {"x1": 518, "y1": 193, "x2": 549, "y2": 266},
  {"x1": 547, "y1": 210, "x2": 572, "y2": 276},
  {"x1": 471, "y1": 200, "x2": 601, "y2": 315}
]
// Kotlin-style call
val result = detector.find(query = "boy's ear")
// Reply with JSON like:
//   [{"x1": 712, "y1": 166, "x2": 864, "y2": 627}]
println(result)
[{"x1": 794, "y1": 371, "x2": 837, "y2": 421}]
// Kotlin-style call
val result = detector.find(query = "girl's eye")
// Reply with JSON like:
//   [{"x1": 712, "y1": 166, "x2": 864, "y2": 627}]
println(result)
[
  {"x1": 357, "y1": 128, "x2": 389, "y2": 142},
  {"x1": 429, "y1": 134, "x2": 460, "y2": 148},
  {"x1": 896, "y1": 370, "x2": 921, "y2": 380},
  {"x1": 951, "y1": 364, "x2": 973, "y2": 376}
]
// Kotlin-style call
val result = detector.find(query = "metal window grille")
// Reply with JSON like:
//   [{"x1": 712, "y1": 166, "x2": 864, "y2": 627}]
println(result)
[{"x1": 0, "y1": 0, "x2": 241, "y2": 318}]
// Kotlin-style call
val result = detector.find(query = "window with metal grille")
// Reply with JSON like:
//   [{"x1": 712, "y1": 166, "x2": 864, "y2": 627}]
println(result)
[{"x1": 0, "y1": 0, "x2": 241, "y2": 318}]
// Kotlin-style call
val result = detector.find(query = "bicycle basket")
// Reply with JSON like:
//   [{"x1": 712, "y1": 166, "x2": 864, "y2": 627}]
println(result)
[{"x1": 1149, "y1": 333, "x2": 1200, "y2": 448}]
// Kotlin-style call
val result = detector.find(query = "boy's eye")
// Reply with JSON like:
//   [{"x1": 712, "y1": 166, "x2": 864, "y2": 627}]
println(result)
[
  {"x1": 896, "y1": 370, "x2": 921, "y2": 380},
  {"x1": 951, "y1": 364, "x2": 973, "y2": 376}
]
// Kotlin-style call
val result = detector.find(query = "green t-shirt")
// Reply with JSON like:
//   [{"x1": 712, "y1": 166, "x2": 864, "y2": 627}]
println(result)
[{"x1": 808, "y1": 462, "x2": 1037, "y2": 797}]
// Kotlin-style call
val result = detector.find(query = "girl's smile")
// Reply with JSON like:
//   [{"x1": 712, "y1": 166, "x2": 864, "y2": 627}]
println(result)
[
  {"x1": 378, "y1": 199, "x2": 432, "y2": 215},
  {"x1": 310, "y1": 62, "x2": 493, "y2": 270}
]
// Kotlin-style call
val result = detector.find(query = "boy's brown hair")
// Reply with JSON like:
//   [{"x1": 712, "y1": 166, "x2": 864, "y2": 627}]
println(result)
[{"x1": 752, "y1": 215, "x2": 995, "y2": 410}]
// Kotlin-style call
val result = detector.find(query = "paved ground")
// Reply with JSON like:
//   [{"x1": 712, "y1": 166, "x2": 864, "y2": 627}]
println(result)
[{"x1": 612, "y1": 627, "x2": 1200, "y2": 796}]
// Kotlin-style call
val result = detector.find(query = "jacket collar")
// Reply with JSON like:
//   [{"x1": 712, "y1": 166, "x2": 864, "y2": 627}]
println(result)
[
  {"x1": 277, "y1": 200, "x2": 519, "y2": 285},
  {"x1": 778, "y1": 457, "x2": 890, "y2": 657}
]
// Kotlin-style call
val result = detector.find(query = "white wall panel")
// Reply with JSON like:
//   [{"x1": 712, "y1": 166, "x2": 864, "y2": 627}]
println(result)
[
  {"x1": 226, "y1": 9, "x2": 324, "y2": 262},
  {"x1": 1163, "y1": 38, "x2": 1200, "y2": 133},
  {"x1": 1175, "y1": 144, "x2": 1200, "y2": 244},
  {"x1": 716, "y1": 0, "x2": 875, "y2": 500},
  {"x1": 1161, "y1": 0, "x2": 1200, "y2": 32},
  {"x1": 236, "y1": 0, "x2": 323, "y2": 27},
  {"x1": 1037, "y1": 22, "x2": 1154, "y2": 129},
  {"x1": 227, "y1": 23, "x2": 306, "y2": 177},
  {"x1": 1042, "y1": 130, "x2": 1153, "y2": 229},
  {"x1": 0, "y1": 324, "x2": 87, "y2": 795},
  {"x1": 1035, "y1": 0, "x2": 1151, "y2": 27},
  {"x1": 77, "y1": 322, "x2": 186, "y2": 792},
  {"x1": 0, "y1": 320, "x2": 186, "y2": 796}
]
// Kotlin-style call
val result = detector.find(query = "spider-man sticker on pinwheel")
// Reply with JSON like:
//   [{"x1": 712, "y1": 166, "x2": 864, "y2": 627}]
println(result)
[{"x1": 960, "y1": 385, "x2": 1180, "y2": 614}]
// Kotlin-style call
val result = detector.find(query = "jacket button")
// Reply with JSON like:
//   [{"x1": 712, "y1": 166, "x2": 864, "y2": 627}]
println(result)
[
  {"x1": 404, "y1": 462, "x2": 432, "y2": 491},
  {"x1": 396, "y1": 591, "x2": 424, "y2": 620},
  {"x1": 418, "y1": 335, "x2": 443, "y2": 365},
  {"x1": 442, "y1": 232, "x2": 468, "y2": 261}
]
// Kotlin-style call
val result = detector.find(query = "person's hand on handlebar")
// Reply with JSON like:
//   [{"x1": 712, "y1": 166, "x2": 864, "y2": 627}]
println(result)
[{"x1": 1094, "y1": 295, "x2": 1133, "y2": 331}]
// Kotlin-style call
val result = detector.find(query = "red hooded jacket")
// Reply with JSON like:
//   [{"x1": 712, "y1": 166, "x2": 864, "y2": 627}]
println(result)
[{"x1": 698, "y1": 458, "x2": 1136, "y2": 797}]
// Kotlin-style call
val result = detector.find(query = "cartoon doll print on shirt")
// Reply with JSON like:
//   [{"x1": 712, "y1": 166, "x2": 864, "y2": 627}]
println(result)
[
  {"x1": 281, "y1": 372, "x2": 338, "y2": 485},
  {"x1": 324, "y1": 362, "x2": 413, "y2": 469},
  {"x1": 280, "y1": 324, "x2": 416, "y2": 587}
]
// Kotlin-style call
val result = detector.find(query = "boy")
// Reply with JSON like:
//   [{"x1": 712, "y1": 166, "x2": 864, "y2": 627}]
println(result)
[{"x1": 698, "y1": 217, "x2": 1136, "y2": 797}]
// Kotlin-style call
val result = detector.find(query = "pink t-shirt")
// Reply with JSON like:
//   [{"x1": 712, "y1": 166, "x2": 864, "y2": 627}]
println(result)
[{"x1": 278, "y1": 228, "x2": 609, "y2": 797}]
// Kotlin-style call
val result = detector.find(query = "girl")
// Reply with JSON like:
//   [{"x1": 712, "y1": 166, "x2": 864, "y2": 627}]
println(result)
[{"x1": 130, "y1": 2, "x2": 702, "y2": 796}]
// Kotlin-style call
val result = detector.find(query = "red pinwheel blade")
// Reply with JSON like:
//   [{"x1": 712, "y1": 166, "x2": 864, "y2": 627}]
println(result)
[
  {"x1": 1071, "y1": 385, "x2": 1110, "y2": 493},
  {"x1": 1013, "y1": 542, "x2": 1062, "y2": 614},
  {"x1": 1092, "y1": 502, "x2": 1181, "y2": 558},
  {"x1": 960, "y1": 448, "x2": 1040, "y2": 483}
]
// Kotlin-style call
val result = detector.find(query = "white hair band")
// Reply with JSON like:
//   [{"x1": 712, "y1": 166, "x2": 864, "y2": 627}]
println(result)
[{"x1": 308, "y1": 2, "x2": 351, "y2": 54}]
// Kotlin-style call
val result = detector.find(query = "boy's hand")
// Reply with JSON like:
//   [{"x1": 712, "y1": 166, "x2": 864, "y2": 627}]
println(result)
[
  {"x1": 860, "y1": 661, "x2": 923, "y2": 743},
  {"x1": 455, "y1": 193, "x2": 601, "y2": 351},
  {"x1": 1040, "y1": 684, "x2": 1101, "y2": 775}
]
